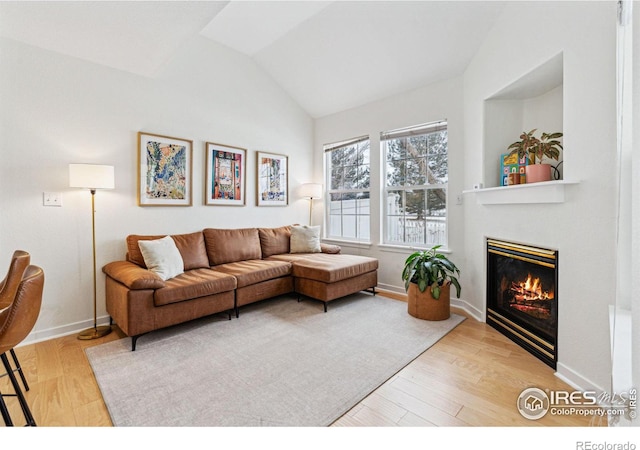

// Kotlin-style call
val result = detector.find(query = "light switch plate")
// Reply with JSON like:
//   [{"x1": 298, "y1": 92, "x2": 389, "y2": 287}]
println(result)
[{"x1": 43, "y1": 192, "x2": 62, "y2": 207}]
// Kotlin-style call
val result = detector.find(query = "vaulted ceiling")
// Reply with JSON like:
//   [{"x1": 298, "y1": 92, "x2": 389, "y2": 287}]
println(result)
[{"x1": 0, "y1": 1, "x2": 507, "y2": 118}]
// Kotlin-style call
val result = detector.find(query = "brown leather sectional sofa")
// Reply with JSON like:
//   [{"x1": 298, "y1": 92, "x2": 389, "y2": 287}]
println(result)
[{"x1": 102, "y1": 225, "x2": 378, "y2": 350}]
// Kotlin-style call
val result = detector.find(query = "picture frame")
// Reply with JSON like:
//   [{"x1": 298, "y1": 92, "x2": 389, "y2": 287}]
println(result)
[
  {"x1": 205, "y1": 142, "x2": 246, "y2": 206},
  {"x1": 256, "y1": 151, "x2": 288, "y2": 206},
  {"x1": 138, "y1": 132, "x2": 192, "y2": 206}
]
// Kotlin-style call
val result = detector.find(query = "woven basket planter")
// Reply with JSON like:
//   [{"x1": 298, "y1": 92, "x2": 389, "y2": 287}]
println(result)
[{"x1": 407, "y1": 282, "x2": 450, "y2": 321}]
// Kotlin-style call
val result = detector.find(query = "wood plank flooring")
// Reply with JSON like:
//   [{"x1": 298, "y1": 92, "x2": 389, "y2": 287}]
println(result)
[{"x1": 0, "y1": 294, "x2": 602, "y2": 428}]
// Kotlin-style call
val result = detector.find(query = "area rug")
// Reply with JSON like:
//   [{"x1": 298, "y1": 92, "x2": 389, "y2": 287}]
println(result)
[{"x1": 85, "y1": 293, "x2": 465, "y2": 427}]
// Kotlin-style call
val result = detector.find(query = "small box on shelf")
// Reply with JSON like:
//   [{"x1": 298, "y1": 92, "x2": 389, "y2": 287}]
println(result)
[{"x1": 500, "y1": 153, "x2": 527, "y2": 186}]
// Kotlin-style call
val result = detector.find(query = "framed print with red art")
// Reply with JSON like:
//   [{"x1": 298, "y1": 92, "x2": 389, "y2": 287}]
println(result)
[{"x1": 205, "y1": 142, "x2": 246, "y2": 206}]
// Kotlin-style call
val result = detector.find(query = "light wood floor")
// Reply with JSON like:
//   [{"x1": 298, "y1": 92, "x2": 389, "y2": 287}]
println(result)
[{"x1": 1, "y1": 293, "x2": 602, "y2": 427}]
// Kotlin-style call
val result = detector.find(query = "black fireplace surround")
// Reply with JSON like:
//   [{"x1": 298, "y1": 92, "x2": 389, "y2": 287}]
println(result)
[{"x1": 486, "y1": 239, "x2": 558, "y2": 369}]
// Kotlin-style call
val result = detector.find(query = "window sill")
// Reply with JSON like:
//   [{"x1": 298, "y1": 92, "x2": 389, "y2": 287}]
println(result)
[
  {"x1": 462, "y1": 180, "x2": 579, "y2": 205},
  {"x1": 322, "y1": 238, "x2": 372, "y2": 250},
  {"x1": 378, "y1": 243, "x2": 452, "y2": 254}
]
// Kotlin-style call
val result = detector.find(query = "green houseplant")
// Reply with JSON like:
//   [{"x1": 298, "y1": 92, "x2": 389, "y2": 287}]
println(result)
[
  {"x1": 402, "y1": 245, "x2": 461, "y2": 320},
  {"x1": 507, "y1": 129, "x2": 563, "y2": 183}
]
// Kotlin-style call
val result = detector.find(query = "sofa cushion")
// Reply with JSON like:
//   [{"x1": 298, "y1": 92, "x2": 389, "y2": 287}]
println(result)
[
  {"x1": 213, "y1": 259, "x2": 292, "y2": 288},
  {"x1": 170, "y1": 232, "x2": 210, "y2": 270},
  {"x1": 290, "y1": 253, "x2": 378, "y2": 283},
  {"x1": 266, "y1": 253, "x2": 319, "y2": 263},
  {"x1": 290, "y1": 225, "x2": 321, "y2": 253},
  {"x1": 204, "y1": 228, "x2": 262, "y2": 265},
  {"x1": 258, "y1": 225, "x2": 291, "y2": 258},
  {"x1": 126, "y1": 231, "x2": 209, "y2": 270},
  {"x1": 102, "y1": 261, "x2": 166, "y2": 290},
  {"x1": 127, "y1": 234, "x2": 163, "y2": 267},
  {"x1": 153, "y1": 268, "x2": 237, "y2": 307},
  {"x1": 138, "y1": 236, "x2": 184, "y2": 281}
]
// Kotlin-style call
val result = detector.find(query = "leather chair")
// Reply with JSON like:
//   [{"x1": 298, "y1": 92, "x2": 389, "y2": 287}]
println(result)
[
  {"x1": 0, "y1": 251, "x2": 31, "y2": 391},
  {"x1": 0, "y1": 251, "x2": 30, "y2": 308},
  {"x1": 0, "y1": 265, "x2": 44, "y2": 426}
]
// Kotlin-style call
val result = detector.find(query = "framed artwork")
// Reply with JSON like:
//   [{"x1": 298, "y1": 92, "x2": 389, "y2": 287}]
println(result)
[
  {"x1": 256, "y1": 151, "x2": 288, "y2": 206},
  {"x1": 138, "y1": 132, "x2": 192, "y2": 206},
  {"x1": 205, "y1": 142, "x2": 246, "y2": 206}
]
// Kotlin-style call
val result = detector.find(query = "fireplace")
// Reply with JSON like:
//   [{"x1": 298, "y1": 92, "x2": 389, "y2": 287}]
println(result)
[{"x1": 486, "y1": 239, "x2": 558, "y2": 369}]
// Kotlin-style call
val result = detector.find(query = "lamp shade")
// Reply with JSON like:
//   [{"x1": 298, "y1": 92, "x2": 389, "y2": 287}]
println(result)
[
  {"x1": 69, "y1": 164, "x2": 115, "y2": 190},
  {"x1": 299, "y1": 183, "x2": 323, "y2": 199}
]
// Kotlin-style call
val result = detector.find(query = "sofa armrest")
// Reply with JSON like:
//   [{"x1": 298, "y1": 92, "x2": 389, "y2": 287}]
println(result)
[
  {"x1": 320, "y1": 243, "x2": 341, "y2": 254},
  {"x1": 102, "y1": 261, "x2": 165, "y2": 290}
]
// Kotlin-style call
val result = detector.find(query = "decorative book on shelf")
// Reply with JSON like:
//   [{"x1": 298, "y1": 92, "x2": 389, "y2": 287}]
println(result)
[{"x1": 500, "y1": 153, "x2": 528, "y2": 186}]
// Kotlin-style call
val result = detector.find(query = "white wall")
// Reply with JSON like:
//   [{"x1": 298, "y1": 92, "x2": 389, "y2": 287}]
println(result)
[
  {"x1": 0, "y1": 36, "x2": 314, "y2": 342},
  {"x1": 314, "y1": 76, "x2": 465, "y2": 296},
  {"x1": 463, "y1": 2, "x2": 617, "y2": 391},
  {"x1": 522, "y1": 86, "x2": 564, "y2": 140}
]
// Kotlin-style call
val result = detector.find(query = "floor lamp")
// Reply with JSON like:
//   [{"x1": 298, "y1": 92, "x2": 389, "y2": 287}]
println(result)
[
  {"x1": 299, "y1": 183, "x2": 323, "y2": 225},
  {"x1": 69, "y1": 164, "x2": 115, "y2": 340}
]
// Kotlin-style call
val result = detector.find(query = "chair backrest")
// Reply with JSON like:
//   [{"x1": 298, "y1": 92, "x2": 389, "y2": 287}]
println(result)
[
  {"x1": 0, "y1": 251, "x2": 30, "y2": 310},
  {"x1": 0, "y1": 265, "x2": 44, "y2": 354}
]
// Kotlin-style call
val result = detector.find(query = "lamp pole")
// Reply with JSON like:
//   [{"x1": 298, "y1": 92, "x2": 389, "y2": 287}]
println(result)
[
  {"x1": 309, "y1": 196, "x2": 314, "y2": 225},
  {"x1": 70, "y1": 163, "x2": 115, "y2": 341},
  {"x1": 78, "y1": 188, "x2": 112, "y2": 340}
]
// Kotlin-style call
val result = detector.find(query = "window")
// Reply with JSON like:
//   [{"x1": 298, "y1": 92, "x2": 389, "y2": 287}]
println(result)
[
  {"x1": 382, "y1": 121, "x2": 448, "y2": 246},
  {"x1": 324, "y1": 136, "x2": 370, "y2": 241}
]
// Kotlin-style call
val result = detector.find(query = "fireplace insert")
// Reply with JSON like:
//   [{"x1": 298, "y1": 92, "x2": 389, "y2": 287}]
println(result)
[{"x1": 486, "y1": 239, "x2": 558, "y2": 369}]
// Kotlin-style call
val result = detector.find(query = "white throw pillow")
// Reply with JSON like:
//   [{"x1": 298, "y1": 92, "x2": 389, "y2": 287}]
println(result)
[
  {"x1": 138, "y1": 236, "x2": 184, "y2": 281},
  {"x1": 290, "y1": 225, "x2": 321, "y2": 253}
]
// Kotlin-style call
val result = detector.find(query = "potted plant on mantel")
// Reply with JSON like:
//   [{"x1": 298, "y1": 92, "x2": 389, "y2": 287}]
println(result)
[
  {"x1": 402, "y1": 245, "x2": 461, "y2": 321},
  {"x1": 507, "y1": 129, "x2": 563, "y2": 183}
]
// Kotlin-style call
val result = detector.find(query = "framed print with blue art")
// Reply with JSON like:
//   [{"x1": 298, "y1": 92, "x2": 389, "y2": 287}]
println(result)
[
  {"x1": 256, "y1": 151, "x2": 288, "y2": 206},
  {"x1": 138, "y1": 132, "x2": 192, "y2": 206},
  {"x1": 205, "y1": 142, "x2": 246, "y2": 206}
]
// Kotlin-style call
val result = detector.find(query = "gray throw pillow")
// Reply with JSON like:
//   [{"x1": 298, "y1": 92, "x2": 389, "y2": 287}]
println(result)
[{"x1": 290, "y1": 225, "x2": 321, "y2": 253}]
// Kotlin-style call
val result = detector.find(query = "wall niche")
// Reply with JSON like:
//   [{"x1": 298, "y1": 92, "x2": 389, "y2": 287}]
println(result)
[{"x1": 483, "y1": 52, "x2": 564, "y2": 189}]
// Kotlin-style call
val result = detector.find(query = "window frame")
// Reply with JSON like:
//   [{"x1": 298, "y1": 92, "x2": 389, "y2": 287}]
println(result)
[
  {"x1": 323, "y1": 135, "x2": 371, "y2": 243},
  {"x1": 381, "y1": 120, "x2": 449, "y2": 248}
]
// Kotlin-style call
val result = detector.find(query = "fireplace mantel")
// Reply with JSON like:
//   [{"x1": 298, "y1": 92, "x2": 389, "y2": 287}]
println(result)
[{"x1": 463, "y1": 180, "x2": 579, "y2": 205}]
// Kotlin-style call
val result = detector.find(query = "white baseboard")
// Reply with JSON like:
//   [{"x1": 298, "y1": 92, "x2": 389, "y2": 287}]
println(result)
[
  {"x1": 376, "y1": 283, "x2": 405, "y2": 295},
  {"x1": 377, "y1": 284, "x2": 485, "y2": 322},
  {"x1": 451, "y1": 297, "x2": 483, "y2": 322},
  {"x1": 20, "y1": 315, "x2": 113, "y2": 347},
  {"x1": 555, "y1": 362, "x2": 607, "y2": 393}
]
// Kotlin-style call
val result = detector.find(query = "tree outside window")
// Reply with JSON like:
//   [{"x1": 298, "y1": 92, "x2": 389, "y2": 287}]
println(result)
[
  {"x1": 325, "y1": 137, "x2": 370, "y2": 241},
  {"x1": 383, "y1": 122, "x2": 448, "y2": 246}
]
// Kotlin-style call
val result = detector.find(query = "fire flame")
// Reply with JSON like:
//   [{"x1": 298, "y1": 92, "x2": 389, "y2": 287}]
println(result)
[{"x1": 511, "y1": 274, "x2": 554, "y2": 301}]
